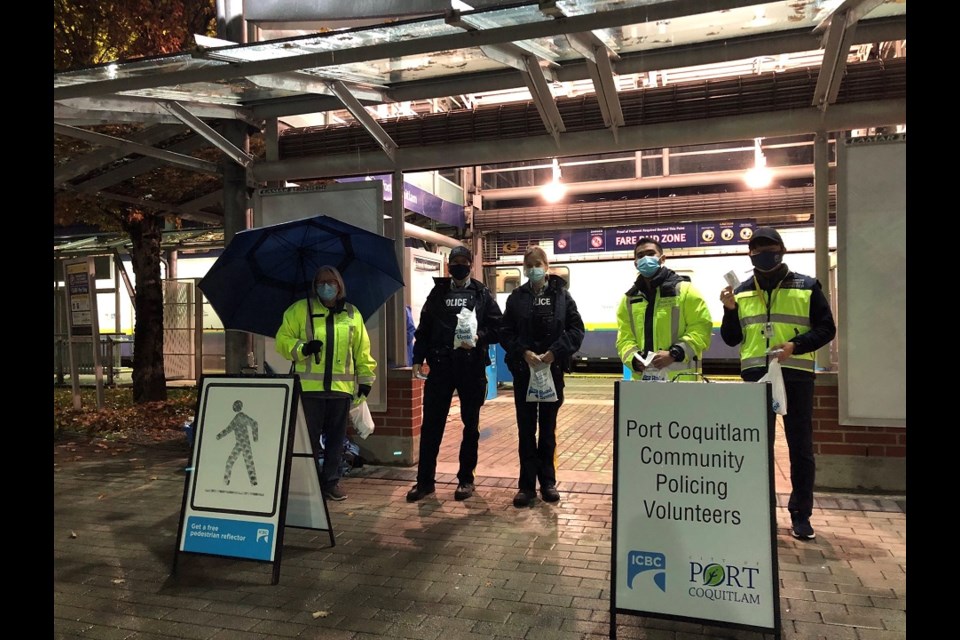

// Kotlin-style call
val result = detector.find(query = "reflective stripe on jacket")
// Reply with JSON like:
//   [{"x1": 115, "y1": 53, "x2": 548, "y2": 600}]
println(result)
[
  {"x1": 733, "y1": 275, "x2": 815, "y2": 374},
  {"x1": 615, "y1": 268, "x2": 712, "y2": 381},
  {"x1": 275, "y1": 297, "x2": 377, "y2": 395}
]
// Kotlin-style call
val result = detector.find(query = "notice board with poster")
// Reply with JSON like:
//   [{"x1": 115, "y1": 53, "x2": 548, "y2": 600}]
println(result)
[
  {"x1": 611, "y1": 381, "x2": 780, "y2": 638},
  {"x1": 253, "y1": 182, "x2": 389, "y2": 412},
  {"x1": 175, "y1": 375, "x2": 301, "y2": 584},
  {"x1": 837, "y1": 133, "x2": 906, "y2": 427}
]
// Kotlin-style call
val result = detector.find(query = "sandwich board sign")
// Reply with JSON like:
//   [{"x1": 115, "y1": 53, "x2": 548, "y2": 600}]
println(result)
[
  {"x1": 173, "y1": 374, "x2": 332, "y2": 584},
  {"x1": 610, "y1": 381, "x2": 781, "y2": 638}
]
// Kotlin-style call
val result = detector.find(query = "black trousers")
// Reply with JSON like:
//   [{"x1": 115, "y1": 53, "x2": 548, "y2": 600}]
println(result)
[
  {"x1": 301, "y1": 394, "x2": 351, "y2": 491},
  {"x1": 416, "y1": 357, "x2": 488, "y2": 488},
  {"x1": 512, "y1": 367, "x2": 565, "y2": 491},
  {"x1": 782, "y1": 376, "x2": 816, "y2": 520}
]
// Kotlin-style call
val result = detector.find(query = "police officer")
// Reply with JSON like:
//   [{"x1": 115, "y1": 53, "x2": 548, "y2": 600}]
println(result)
[
  {"x1": 616, "y1": 237, "x2": 713, "y2": 381},
  {"x1": 406, "y1": 245, "x2": 503, "y2": 502},
  {"x1": 276, "y1": 265, "x2": 377, "y2": 502},
  {"x1": 720, "y1": 227, "x2": 836, "y2": 540},
  {"x1": 500, "y1": 246, "x2": 584, "y2": 507}
]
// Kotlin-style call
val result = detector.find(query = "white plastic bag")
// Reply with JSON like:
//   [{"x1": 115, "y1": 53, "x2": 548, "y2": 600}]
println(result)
[
  {"x1": 526, "y1": 362, "x2": 559, "y2": 403},
  {"x1": 349, "y1": 400, "x2": 376, "y2": 439},
  {"x1": 454, "y1": 306, "x2": 478, "y2": 348},
  {"x1": 758, "y1": 359, "x2": 788, "y2": 415}
]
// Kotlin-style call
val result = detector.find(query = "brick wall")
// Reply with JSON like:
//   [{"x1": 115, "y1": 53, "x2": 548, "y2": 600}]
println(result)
[
  {"x1": 358, "y1": 368, "x2": 423, "y2": 465},
  {"x1": 812, "y1": 375, "x2": 906, "y2": 459},
  {"x1": 812, "y1": 372, "x2": 905, "y2": 492}
]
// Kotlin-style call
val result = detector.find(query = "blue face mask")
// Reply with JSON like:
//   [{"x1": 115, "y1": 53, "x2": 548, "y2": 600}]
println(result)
[
  {"x1": 635, "y1": 256, "x2": 661, "y2": 277},
  {"x1": 316, "y1": 283, "x2": 337, "y2": 302},
  {"x1": 525, "y1": 267, "x2": 546, "y2": 283}
]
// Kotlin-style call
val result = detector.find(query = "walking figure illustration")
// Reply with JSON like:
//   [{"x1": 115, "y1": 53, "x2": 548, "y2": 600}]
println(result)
[{"x1": 216, "y1": 400, "x2": 259, "y2": 486}]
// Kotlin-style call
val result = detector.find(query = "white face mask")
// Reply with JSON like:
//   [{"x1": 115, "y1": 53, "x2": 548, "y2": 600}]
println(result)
[{"x1": 524, "y1": 267, "x2": 546, "y2": 284}]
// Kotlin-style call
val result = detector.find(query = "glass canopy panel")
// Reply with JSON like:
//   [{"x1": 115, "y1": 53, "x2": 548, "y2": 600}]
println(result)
[
  {"x1": 53, "y1": 0, "x2": 906, "y2": 105},
  {"x1": 535, "y1": 1, "x2": 908, "y2": 60},
  {"x1": 53, "y1": 54, "x2": 230, "y2": 88}
]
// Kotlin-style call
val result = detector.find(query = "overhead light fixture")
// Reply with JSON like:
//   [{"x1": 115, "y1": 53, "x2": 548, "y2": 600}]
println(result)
[
  {"x1": 542, "y1": 158, "x2": 567, "y2": 203},
  {"x1": 744, "y1": 138, "x2": 773, "y2": 189}
]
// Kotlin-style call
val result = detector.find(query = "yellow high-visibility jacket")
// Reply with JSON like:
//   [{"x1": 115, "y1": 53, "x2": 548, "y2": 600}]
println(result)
[
  {"x1": 615, "y1": 268, "x2": 712, "y2": 381},
  {"x1": 275, "y1": 297, "x2": 376, "y2": 396}
]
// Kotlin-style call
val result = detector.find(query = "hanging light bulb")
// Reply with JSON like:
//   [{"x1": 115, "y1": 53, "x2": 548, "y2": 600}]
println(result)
[
  {"x1": 744, "y1": 138, "x2": 773, "y2": 189},
  {"x1": 542, "y1": 158, "x2": 567, "y2": 203}
]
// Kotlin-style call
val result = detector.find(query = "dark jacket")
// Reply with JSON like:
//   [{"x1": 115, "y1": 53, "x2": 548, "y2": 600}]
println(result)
[
  {"x1": 500, "y1": 274, "x2": 585, "y2": 375},
  {"x1": 412, "y1": 277, "x2": 503, "y2": 368}
]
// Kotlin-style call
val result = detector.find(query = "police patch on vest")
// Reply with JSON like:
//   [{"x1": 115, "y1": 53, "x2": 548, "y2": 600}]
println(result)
[{"x1": 444, "y1": 289, "x2": 476, "y2": 310}]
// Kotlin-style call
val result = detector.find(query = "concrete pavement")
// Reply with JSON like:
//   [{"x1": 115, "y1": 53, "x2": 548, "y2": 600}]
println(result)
[{"x1": 54, "y1": 375, "x2": 906, "y2": 639}]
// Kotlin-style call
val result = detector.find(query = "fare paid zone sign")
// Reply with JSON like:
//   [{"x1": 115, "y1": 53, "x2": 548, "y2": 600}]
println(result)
[{"x1": 611, "y1": 381, "x2": 780, "y2": 637}]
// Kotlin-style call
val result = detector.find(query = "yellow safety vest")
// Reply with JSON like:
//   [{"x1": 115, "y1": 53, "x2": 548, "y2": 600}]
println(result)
[{"x1": 734, "y1": 277, "x2": 815, "y2": 374}]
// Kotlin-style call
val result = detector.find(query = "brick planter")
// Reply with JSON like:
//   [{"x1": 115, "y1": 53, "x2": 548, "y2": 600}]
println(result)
[
  {"x1": 812, "y1": 372, "x2": 905, "y2": 492},
  {"x1": 356, "y1": 367, "x2": 423, "y2": 466}
]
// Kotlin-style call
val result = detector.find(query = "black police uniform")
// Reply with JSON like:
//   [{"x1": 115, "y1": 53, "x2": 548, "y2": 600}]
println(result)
[
  {"x1": 500, "y1": 274, "x2": 584, "y2": 494},
  {"x1": 411, "y1": 276, "x2": 502, "y2": 491}
]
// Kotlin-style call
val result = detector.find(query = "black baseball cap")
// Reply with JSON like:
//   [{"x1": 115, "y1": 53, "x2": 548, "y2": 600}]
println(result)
[
  {"x1": 449, "y1": 245, "x2": 473, "y2": 263},
  {"x1": 749, "y1": 227, "x2": 785, "y2": 250}
]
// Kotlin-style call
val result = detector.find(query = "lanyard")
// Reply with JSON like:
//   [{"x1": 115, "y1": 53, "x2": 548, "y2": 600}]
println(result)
[{"x1": 752, "y1": 274, "x2": 786, "y2": 350}]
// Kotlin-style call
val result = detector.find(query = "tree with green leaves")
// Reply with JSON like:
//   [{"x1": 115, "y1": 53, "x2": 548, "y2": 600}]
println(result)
[{"x1": 54, "y1": 0, "x2": 219, "y2": 403}]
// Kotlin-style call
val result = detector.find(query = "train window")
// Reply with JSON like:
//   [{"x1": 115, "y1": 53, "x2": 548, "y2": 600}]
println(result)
[{"x1": 497, "y1": 268, "x2": 521, "y2": 294}]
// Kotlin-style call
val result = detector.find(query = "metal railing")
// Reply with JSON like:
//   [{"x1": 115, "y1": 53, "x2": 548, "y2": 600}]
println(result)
[{"x1": 54, "y1": 333, "x2": 132, "y2": 387}]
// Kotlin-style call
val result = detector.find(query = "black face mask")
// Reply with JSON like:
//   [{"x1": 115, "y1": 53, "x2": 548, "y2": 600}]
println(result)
[
  {"x1": 750, "y1": 251, "x2": 783, "y2": 273},
  {"x1": 449, "y1": 264, "x2": 471, "y2": 281}
]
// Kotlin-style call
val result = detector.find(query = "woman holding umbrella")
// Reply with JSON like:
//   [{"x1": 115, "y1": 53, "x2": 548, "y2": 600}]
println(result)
[{"x1": 276, "y1": 265, "x2": 377, "y2": 502}]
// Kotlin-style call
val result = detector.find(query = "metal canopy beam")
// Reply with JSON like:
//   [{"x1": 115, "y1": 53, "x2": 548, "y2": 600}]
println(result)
[
  {"x1": 446, "y1": 7, "x2": 562, "y2": 140},
  {"x1": 70, "y1": 134, "x2": 210, "y2": 193},
  {"x1": 54, "y1": 124, "x2": 184, "y2": 187},
  {"x1": 53, "y1": 123, "x2": 221, "y2": 175},
  {"x1": 549, "y1": 0, "x2": 625, "y2": 135},
  {"x1": 161, "y1": 101, "x2": 254, "y2": 168},
  {"x1": 812, "y1": 0, "x2": 885, "y2": 110},
  {"x1": 55, "y1": 95, "x2": 259, "y2": 125},
  {"x1": 453, "y1": 9, "x2": 559, "y2": 65},
  {"x1": 246, "y1": 71, "x2": 388, "y2": 103},
  {"x1": 326, "y1": 81, "x2": 398, "y2": 160},
  {"x1": 251, "y1": 99, "x2": 905, "y2": 181},
  {"x1": 57, "y1": 187, "x2": 222, "y2": 224},
  {"x1": 53, "y1": 0, "x2": 765, "y2": 101},
  {"x1": 244, "y1": 17, "x2": 904, "y2": 121},
  {"x1": 179, "y1": 189, "x2": 224, "y2": 213},
  {"x1": 521, "y1": 55, "x2": 565, "y2": 143}
]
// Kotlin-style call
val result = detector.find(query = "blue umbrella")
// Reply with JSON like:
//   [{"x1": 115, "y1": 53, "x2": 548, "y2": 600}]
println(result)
[{"x1": 198, "y1": 215, "x2": 404, "y2": 337}]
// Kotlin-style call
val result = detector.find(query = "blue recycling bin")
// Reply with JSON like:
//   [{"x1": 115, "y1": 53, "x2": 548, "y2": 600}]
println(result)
[
  {"x1": 495, "y1": 344, "x2": 513, "y2": 384},
  {"x1": 485, "y1": 345, "x2": 498, "y2": 400}
]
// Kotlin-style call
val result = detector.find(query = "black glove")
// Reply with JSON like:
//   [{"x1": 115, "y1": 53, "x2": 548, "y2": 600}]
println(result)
[
  {"x1": 632, "y1": 353, "x2": 646, "y2": 372},
  {"x1": 301, "y1": 340, "x2": 323, "y2": 356},
  {"x1": 357, "y1": 384, "x2": 371, "y2": 398}
]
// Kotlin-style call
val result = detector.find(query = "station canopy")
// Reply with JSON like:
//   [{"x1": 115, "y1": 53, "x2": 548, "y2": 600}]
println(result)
[{"x1": 54, "y1": 0, "x2": 907, "y2": 233}]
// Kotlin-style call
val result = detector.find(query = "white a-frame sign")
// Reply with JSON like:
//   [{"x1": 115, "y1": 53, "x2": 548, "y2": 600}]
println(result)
[{"x1": 173, "y1": 374, "x2": 333, "y2": 584}]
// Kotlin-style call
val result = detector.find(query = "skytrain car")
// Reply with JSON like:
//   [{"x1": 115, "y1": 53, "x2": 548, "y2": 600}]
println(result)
[{"x1": 490, "y1": 227, "x2": 836, "y2": 374}]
